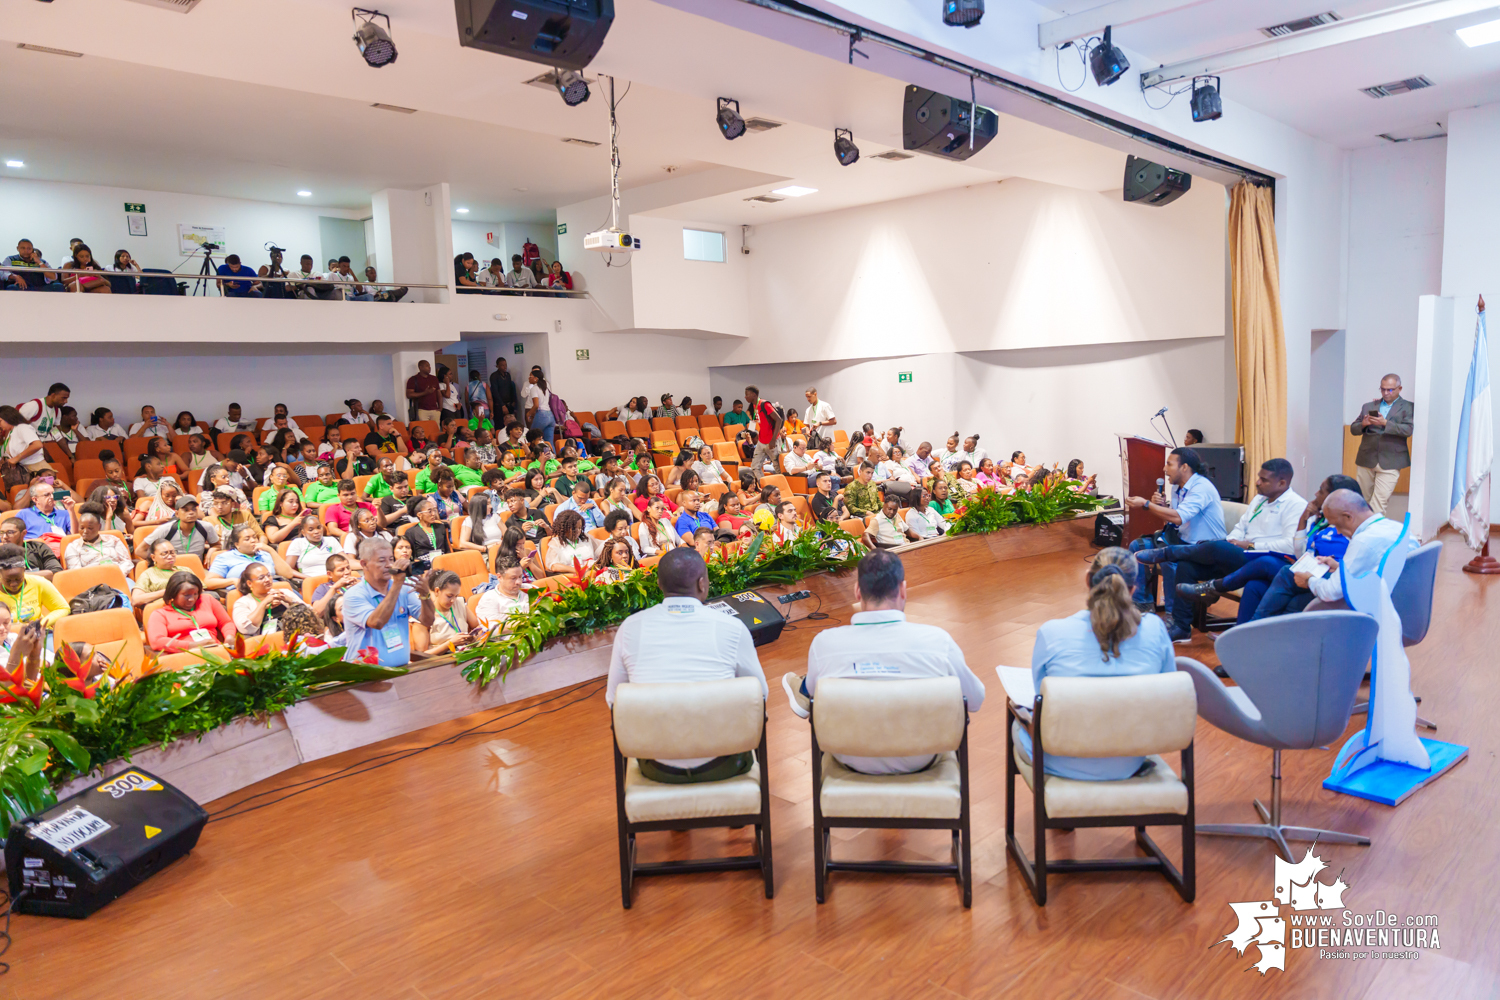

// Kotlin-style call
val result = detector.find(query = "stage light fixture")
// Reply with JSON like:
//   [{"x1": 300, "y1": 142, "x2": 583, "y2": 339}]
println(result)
[
  {"x1": 833, "y1": 128, "x2": 860, "y2": 166},
  {"x1": 942, "y1": 0, "x2": 983, "y2": 28},
  {"x1": 717, "y1": 97, "x2": 746, "y2": 140},
  {"x1": 1089, "y1": 26, "x2": 1129, "y2": 86},
  {"x1": 352, "y1": 8, "x2": 398, "y2": 68},
  {"x1": 1191, "y1": 76, "x2": 1222, "y2": 122},
  {"x1": 555, "y1": 69, "x2": 590, "y2": 106}
]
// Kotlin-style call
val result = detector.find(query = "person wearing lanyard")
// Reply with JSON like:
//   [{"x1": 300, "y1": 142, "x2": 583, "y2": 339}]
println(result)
[
  {"x1": 789, "y1": 550, "x2": 985, "y2": 775},
  {"x1": 145, "y1": 571, "x2": 236, "y2": 652},
  {"x1": 0, "y1": 517, "x2": 61, "y2": 580},
  {"x1": 15, "y1": 482, "x2": 74, "y2": 539},
  {"x1": 341, "y1": 536, "x2": 433, "y2": 666},
  {"x1": 1299, "y1": 489, "x2": 1418, "y2": 604},
  {"x1": 414, "y1": 569, "x2": 483, "y2": 652},
  {"x1": 1123, "y1": 447, "x2": 1226, "y2": 642},
  {"x1": 0, "y1": 543, "x2": 71, "y2": 630}
]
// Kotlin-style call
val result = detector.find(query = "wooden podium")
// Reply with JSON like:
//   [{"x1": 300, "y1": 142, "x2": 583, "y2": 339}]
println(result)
[{"x1": 1117, "y1": 434, "x2": 1167, "y2": 543}]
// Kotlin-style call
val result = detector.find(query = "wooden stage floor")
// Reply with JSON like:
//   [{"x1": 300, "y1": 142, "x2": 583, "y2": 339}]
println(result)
[{"x1": 6, "y1": 540, "x2": 1495, "y2": 999}]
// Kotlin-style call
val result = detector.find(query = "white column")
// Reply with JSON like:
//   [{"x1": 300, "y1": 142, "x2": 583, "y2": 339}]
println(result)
[
  {"x1": 371, "y1": 183, "x2": 453, "y2": 304},
  {"x1": 390, "y1": 350, "x2": 433, "y2": 420}
]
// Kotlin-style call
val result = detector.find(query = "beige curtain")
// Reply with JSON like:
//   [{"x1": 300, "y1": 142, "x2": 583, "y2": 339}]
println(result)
[{"x1": 1227, "y1": 182, "x2": 1287, "y2": 477}]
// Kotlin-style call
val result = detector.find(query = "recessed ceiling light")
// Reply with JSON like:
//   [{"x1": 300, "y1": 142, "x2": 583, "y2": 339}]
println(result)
[
  {"x1": 771, "y1": 185, "x2": 817, "y2": 197},
  {"x1": 297, "y1": 190, "x2": 312, "y2": 197},
  {"x1": 456, "y1": 207, "x2": 470, "y2": 213},
  {"x1": 1457, "y1": 17, "x2": 1500, "y2": 46},
  {"x1": 4, "y1": 161, "x2": 23, "y2": 169}
]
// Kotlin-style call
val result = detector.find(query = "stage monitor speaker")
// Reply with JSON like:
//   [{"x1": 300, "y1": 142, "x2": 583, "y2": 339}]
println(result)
[
  {"x1": 705, "y1": 590, "x2": 786, "y2": 647},
  {"x1": 1094, "y1": 507, "x2": 1125, "y2": 547},
  {"x1": 902, "y1": 85, "x2": 998, "y2": 161},
  {"x1": 6, "y1": 768, "x2": 207, "y2": 919},
  {"x1": 454, "y1": 0, "x2": 614, "y2": 72},
  {"x1": 1193, "y1": 444, "x2": 1245, "y2": 502},
  {"x1": 1123, "y1": 155, "x2": 1192, "y2": 206}
]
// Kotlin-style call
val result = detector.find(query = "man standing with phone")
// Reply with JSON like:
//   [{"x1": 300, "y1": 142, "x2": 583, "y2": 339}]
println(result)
[
  {"x1": 342, "y1": 537, "x2": 434, "y2": 666},
  {"x1": 1350, "y1": 373, "x2": 1413, "y2": 515}
]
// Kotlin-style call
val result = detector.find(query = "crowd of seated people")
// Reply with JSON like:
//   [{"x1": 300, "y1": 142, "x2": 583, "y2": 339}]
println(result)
[{"x1": 453, "y1": 249, "x2": 574, "y2": 293}]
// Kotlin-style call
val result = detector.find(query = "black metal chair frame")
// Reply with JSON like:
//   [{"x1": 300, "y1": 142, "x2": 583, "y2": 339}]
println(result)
[
  {"x1": 612, "y1": 712, "x2": 773, "y2": 909},
  {"x1": 1005, "y1": 695, "x2": 1195, "y2": 906},
  {"x1": 809, "y1": 699, "x2": 972, "y2": 908}
]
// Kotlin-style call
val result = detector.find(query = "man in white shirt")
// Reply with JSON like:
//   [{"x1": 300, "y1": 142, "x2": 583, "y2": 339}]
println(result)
[
  {"x1": 474, "y1": 561, "x2": 529, "y2": 628},
  {"x1": 290, "y1": 254, "x2": 324, "y2": 299},
  {"x1": 213, "y1": 403, "x2": 258, "y2": 434},
  {"x1": 1299, "y1": 490, "x2": 1417, "y2": 604},
  {"x1": 506, "y1": 254, "x2": 538, "y2": 289},
  {"x1": 796, "y1": 551, "x2": 985, "y2": 775},
  {"x1": 16, "y1": 384, "x2": 69, "y2": 441},
  {"x1": 324, "y1": 256, "x2": 374, "y2": 301},
  {"x1": 475, "y1": 258, "x2": 507, "y2": 288},
  {"x1": 128, "y1": 405, "x2": 172, "y2": 438},
  {"x1": 866, "y1": 496, "x2": 919, "y2": 549},
  {"x1": 606, "y1": 548, "x2": 768, "y2": 783},
  {"x1": 803, "y1": 388, "x2": 836, "y2": 434}
]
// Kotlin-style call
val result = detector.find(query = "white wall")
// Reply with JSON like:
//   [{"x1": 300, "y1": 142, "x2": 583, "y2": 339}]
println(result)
[
  {"x1": 7, "y1": 353, "x2": 394, "y2": 427},
  {"x1": 1343, "y1": 140, "x2": 1446, "y2": 414},
  {"x1": 0, "y1": 177, "x2": 363, "y2": 274},
  {"x1": 451, "y1": 221, "x2": 503, "y2": 266},
  {"x1": 629, "y1": 216, "x2": 752, "y2": 339}
]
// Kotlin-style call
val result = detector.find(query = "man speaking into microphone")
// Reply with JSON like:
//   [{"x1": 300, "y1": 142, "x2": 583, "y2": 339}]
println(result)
[{"x1": 1122, "y1": 447, "x2": 1225, "y2": 642}]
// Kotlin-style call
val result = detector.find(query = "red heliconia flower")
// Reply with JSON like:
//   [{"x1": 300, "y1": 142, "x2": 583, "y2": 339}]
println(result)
[
  {"x1": 233, "y1": 632, "x2": 247, "y2": 659},
  {"x1": 358, "y1": 646, "x2": 380, "y2": 665},
  {"x1": 61, "y1": 676, "x2": 97, "y2": 699},
  {"x1": 0, "y1": 662, "x2": 25, "y2": 688},
  {"x1": 58, "y1": 641, "x2": 89, "y2": 679},
  {"x1": 17, "y1": 677, "x2": 45, "y2": 709}
]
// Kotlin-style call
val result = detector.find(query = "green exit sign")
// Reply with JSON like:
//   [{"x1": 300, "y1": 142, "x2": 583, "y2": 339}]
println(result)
[
  {"x1": 575, "y1": 348, "x2": 590, "y2": 361},
  {"x1": 513, "y1": 343, "x2": 524, "y2": 354},
  {"x1": 557, "y1": 223, "x2": 568, "y2": 235},
  {"x1": 898, "y1": 372, "x2": 913, "y2": 383},
  {"x1": 124, "y1": 202, "x2": 146, "y2": 214}
]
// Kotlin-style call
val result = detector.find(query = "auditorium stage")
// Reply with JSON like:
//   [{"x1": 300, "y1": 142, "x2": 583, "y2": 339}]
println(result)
[{"x1": 7, "y1": 529, "x2": 1495, "y2": 999}]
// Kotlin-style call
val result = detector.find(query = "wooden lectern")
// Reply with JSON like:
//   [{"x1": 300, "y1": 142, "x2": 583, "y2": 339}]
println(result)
[{"x1": 1117, "y1": 434, "x2": 1167, "y2": 543}]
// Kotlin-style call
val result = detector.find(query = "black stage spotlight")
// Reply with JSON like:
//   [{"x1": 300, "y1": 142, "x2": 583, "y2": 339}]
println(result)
[
  {"x1": 942, "y1": 0, "x2": 983, "y2": 28},
  {"x1": 352, "y1": 8, "x2": 398, "y2": 68},
  {"x1": 1191, "y1": 75, "x2": 1223, "y2": 122},
  {"x1": 556, "y1": 69, "x2": 590, "y2": 106},
  {"x1": 833, "y1": 128, "x2": 860, "y2": 166},
  {"x1": 717, "y1": 97, "x2": 746, "y2": 140},
  {"x1": 1089, "y1": 26, "x2": 1128, "y2": 86}
]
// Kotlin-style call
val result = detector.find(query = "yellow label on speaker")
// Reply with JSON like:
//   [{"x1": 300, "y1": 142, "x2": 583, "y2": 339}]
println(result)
[
  {"x1": 144, "y1": 825, "x2": 161, "y2": 839},
  {"x1": 96, "y1": 771, "x2": 164, "y2": 799},
  {"x1": 753, "y1": 618, "x2": 762, "y2": 624}
]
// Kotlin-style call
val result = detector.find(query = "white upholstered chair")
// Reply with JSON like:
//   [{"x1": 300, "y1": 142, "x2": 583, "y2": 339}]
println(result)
[
  {"x1": 1005, "y1": 671, "x2": 1197, "y2": 905},
  {"x1": 611, "y1": 677, "x2": 773, "y2": 908},
  {"x1": 809, "y1": 676, "x2": 972, "y2": 907}
]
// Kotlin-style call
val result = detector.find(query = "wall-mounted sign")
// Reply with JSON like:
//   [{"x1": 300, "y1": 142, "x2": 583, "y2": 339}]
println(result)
[
  {"x1": 177, "y1": 223, "x2": 227, "y2": 256},
  {"x1": 898, "y1": 372, "x2": 913, "y2": 383},
  {"x1": 124, "y1": 202, "x2": 146, "y2": 214},
  {"x1": 557, "y1": 223, "x2": 567, "y2": 235},
  {"x1": 513, "y1": 343, "x2": 524, "y2": 354},
  {"x1": 576, "y1": 348, "x2": 590, "y2": 361}
]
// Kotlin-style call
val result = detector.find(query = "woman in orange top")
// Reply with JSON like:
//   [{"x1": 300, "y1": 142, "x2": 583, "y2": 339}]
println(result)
[
  {"x1": 145, "y1": 571, "x2": 237, "y2": 652},
  {"x1": 147, "y1": 436, "x2": 189, "y2": 479}
]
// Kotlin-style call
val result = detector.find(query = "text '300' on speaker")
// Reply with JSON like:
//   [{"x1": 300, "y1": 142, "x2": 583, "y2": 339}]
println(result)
[
  {"x1": 903, "y1": 85, "x2": 998, "y2": 161},
  {"x1": 455, "y1": 0, "x2": 614, "y2": 72},
  {"x1": 1123, "y1": 155, "x2": 1192, "y2": 206}
]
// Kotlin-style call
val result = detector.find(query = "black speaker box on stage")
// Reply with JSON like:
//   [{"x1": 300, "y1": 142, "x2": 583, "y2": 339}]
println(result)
[
  {"x1": 902, "y1": 85, "x2": 998, "y2": 161},
  {"x1": 455, "y1": 0, "x2": 614, "y2": 72},
  {"x1": 705, "y1": 590, "x2": 786, "y2": 647},
  {"x1": 1193, "y1": 444, "x2": 1246, "y2": 502},
  {"x1": 6, "y1": 768, "x2": 207, "y2": 919},
  {"x1": 1094, "y1": 507, "x2": 1125, "y2": 547},
  {"x1": 1123, "y1": 155, "x2": 1192, "y2": 206}
]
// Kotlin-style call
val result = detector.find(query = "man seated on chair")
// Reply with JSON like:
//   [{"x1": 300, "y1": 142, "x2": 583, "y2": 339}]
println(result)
[
  {"x1": 0, "y1": 517, "x2": 61, "y2": 580},
  {"x1": 794, "y1": 550, "x2": 985, "y2": 775},
  {"x1": 1297, "y1": 488, "x2": 1418, "y2": 604},
  {"x1": 1122, "y1": 447, "x2": 1226, "y2": 643},
  {"x1": 1180, "y1": 473, "x2": 1358, "y2": 622},
  {"x1": 605, "y1": 548, "x2": 768, "y2": 784}
]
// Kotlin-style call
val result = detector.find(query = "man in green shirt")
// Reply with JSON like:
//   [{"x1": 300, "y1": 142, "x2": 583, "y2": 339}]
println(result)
[
  {"x1": 416, "y1": 456, "x2": 482, "y2": 493},
  {"x1": 554, "y1": 457, "x2": 586, "y2": 498},
  {"x1": 303, "y1": 464, "x2": 341, "y2": 504},
  {"x1": 843, "y1": 462, "x2": 883, "y2": 517},
  {"x1": 722, "y1": 399, "x2": 750, "y2": 428}
]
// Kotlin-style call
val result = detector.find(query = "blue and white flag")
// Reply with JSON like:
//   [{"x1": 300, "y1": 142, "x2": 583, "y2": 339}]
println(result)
[{"x1": 1450, "y1": 307, "x2": 1493, "y2": 551}]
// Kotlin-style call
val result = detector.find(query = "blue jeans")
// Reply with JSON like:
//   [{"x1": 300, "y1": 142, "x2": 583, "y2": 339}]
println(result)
[
  {"x1": 1137, "y1": 539, "x2": 1253, "y2": 629},
  {"x1": 1129, "y1": 534, "x2": 1170, "y2": 605},
  {"x1": 1250, "y1": 565, "x2": 1315, "y2": 620},
  {"x1": 1215, "y1": 553, "x2": 1294, "y2": 623},
  {"x1": 530, "y1": 408, "x2": 556, "y2": 442}
]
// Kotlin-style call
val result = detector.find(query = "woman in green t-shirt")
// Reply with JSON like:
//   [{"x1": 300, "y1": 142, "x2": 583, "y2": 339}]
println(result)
[{"x1": 256, "y1": 465, "x2": 302, "y2": 511}]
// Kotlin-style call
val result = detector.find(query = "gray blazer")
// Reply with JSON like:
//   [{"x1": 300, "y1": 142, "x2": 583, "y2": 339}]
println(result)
[{"x1": 1349, "y1": 396, "x2": 1413, "y2": 470}]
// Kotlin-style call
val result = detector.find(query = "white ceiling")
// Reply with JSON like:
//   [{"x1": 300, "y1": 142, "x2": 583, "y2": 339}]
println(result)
[
  {"x1": 1044, "y1": 0, "x2": 1500, "y2": 147},
  {"x1": 0, "y1": 0, "x2": 1132, "y2": 226}
]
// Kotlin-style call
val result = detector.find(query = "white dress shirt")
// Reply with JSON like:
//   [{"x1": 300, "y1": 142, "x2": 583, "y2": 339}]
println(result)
[
  {"x1": 606, "y1": 595, "x2": 769, "y2": 766},
  {"x1": 1225, "y1": 489, "x2": 1306, "y2": 554},
  {"x1": 128, "y1": 420, "x2": 172, "y2": 439},
  {"x1": 1308, "y1": 515, "x2": 1418, "y2": 603},
  {"x1": 904, "y1": 505, "x2": 949, "y2": 539},
  {"x1": 805, "y1": 609, "x2": 985, "y2": 774}
]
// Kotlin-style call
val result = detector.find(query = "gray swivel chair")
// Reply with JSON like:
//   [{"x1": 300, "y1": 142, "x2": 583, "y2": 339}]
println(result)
[
  {"x1": 1308, "y1": 539, "x2": 1441, "y2": 729},
  {"x1": 1177, "y1": 611, "x2": 1379, "y2": 861}
]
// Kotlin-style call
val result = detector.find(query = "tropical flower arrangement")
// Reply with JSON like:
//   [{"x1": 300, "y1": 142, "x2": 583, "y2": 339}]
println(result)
[
  {"x1": 945, "y1": 476, "x2": 1109, "y2": 535},
  {"x1": 456, "y1": 523, "x2": 865, "y2": 685},
  {"x1": 0, "y1": 636, "x2": 409, "y2": 833}
]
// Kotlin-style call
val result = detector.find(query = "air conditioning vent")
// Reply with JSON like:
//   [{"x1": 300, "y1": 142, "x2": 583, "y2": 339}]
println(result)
[
  {"x1": 123, "y1": 0, "x2": 202, "y2": 12},
  {"x1": 1260, "y1": 11, "x2": 1340, "y2": 37},
  {"x1": 743, "y1": 195, "x2": 785, "y2": 203},
  {"x1": 1378, "y1": 122, "x2": 1446, "y2": 143},
  {"x1": 1361, "y1": 75, "x2": 1434, "y2": 99},
  {"x1": 743, "y1": 117, "x2": 783, "y2": 132},
  {"x1": 561, "y1": 137, "x2": 601, "y2": 147},
  {"x1": 371, "y1": 102, "x2": 417, "y2": 114},
  {"x1": 871, "y1": 150, "x2": 914, "y2": 161}
]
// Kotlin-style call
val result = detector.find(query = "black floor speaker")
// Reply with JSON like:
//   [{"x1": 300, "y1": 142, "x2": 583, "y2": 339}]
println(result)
[
  {"x1": 6, "y1": 768, "x2": 207, "y2": 919},
  {"x1": 705, "y1": 590, "x2": 786, "y2": 646}
]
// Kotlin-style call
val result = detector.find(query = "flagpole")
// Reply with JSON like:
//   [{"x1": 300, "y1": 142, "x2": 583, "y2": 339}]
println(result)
[{"x1": 1463, "y1": 539, "x2": 1500, "y2": 574}]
